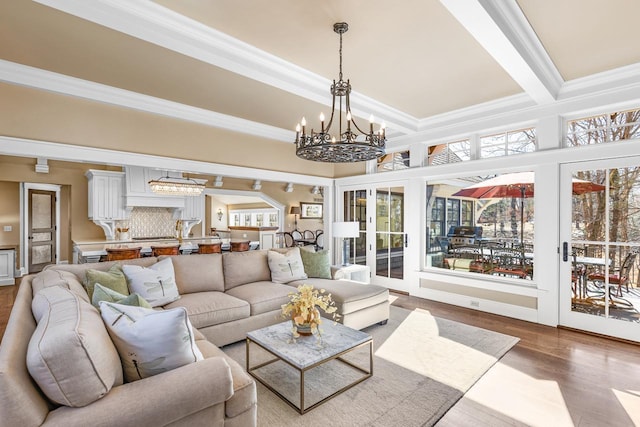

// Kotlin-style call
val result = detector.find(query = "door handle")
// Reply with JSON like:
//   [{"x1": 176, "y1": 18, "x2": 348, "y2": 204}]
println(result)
[
  {"x1": 404, "y1": 234, "x2": 408, "y2": 248},
  {"x1": 562, "y1": 242, "x2": 568, "y2": 262}
]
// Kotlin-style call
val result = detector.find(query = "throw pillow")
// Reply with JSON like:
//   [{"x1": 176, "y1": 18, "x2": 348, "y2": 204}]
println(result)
[
  {"x1": 27, "y1": 286, "x2": 123, "y2": 407},
  {"x1": 100, "y1": 302, "x2": 203, "y2": 382},
  {"x1": 122, "y1": 258, "x2": 180, "y2": 307},
  {"x1": 84, "y1": 264, "x2": 128, "y2": 300},
  {"x1": 92, "y1": 283, "x2": 151, "y2": 309},
  {"x1": 300, "y1": 249, "x2": 332, "y2": 279},
  {"x1": 268, "y1": 247, "x2": 308, "y2": 284}
]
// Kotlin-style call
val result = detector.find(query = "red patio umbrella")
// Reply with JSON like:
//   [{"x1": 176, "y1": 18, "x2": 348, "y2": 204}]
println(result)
[{"x1": 452, "y1": 172, "x2": 605, "y2": 243}]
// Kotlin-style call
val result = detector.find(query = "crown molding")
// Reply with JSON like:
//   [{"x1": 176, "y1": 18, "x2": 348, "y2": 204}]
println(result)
[
  {"x1": 0, "y1": 59, "x2": 292, "y2": 142},
  {"x1": 559, "y1": 62, "x2": 640, "y2": 100},
  {"x1": 0, "y1": 135, "x2": 333, "y2": 186},
  {"x1": 34, "y1": 0, "x2": 417, "y2": 135}
]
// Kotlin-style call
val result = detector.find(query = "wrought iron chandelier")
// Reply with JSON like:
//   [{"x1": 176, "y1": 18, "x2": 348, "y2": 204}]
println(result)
[
  {"x1": 295, "y1": 22, "x2": 386, "y2": 163},
  {"x1": 148, "y1": 176, "x2": 205, "y2": 196}
]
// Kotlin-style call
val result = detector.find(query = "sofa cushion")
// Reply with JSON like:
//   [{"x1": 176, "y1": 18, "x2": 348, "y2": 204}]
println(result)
[
  {"x1": 84, "y1": 264, "x2": 129, "y2": 300},
  {"x1": 267, "y1": 247, "x2": 308, "y2": 284},
  {"x1": 300, "y1": 249, "x2": 332, "y2": 279},
  {"x1": 164, "y1": 291, "x2": 250, "y2": 329},
  {"x1": 288, "y1": 278, "x2": 389, "y2": 315},
  {"x1": 223, "y1": 250, "x2": 271, "y2": 290},
  {"x1": 31, "y1": 269, "x2": 89, "y2": 302},
  {"x1": 100, "y1": 302, "x2": 203, "y2": 382},
  {"x1": 160, "y1": 254, "x2": 225, "y2": 293},
  {"x1": 196, "y1": 340, "x2": 256, "y2": 418},
  {"x1": 123, "y1": 258, "x2": 180, "y2": 307},
  {"x1": 27, "y1": 286, "x2": 123, "y2": 407},
  {"x1": 92, "y1": 283, "x2": 152, "y2": 309},
  {"x1": 225, "y1": 281, "x2": 293, "y2": 316}
]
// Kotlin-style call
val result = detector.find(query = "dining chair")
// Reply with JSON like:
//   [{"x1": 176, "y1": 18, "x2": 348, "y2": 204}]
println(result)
[
  {"x1": 315, "y1": 232, "x2": 324, "y2": 250},
  {"x1": 291, "y1": 230, "x2": 303, "y2": 241},
  {"x1": 283, "y1": 232, "x2": 295, "y2": 248},
  {"x1": 588, "y1": 251, "x2": 638, "y2": 297},
  {"x1": 303, "y1": 230, "x2": 315, "y2": 240}
]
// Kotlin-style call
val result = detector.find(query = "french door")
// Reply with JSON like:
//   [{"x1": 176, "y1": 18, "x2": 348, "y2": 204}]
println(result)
[
  {"x1": 559, "y1": 157, "x2": 640, "y2": 342},
  {"x1": 343, "y1": 183, "x2": 407, "y2": 289}
]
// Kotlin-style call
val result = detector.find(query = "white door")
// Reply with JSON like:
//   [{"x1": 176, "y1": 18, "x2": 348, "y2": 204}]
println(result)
[
  {"x1": 559, "y1": 158, "x2": 640, "y2": 342},
  {"x1": 342, "y1": 183, "x2": 407, "y2": 290}
]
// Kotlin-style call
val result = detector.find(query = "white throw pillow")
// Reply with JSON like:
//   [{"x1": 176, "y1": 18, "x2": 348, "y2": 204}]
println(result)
[
  {"x1": 268, "y1": 247, "x2": 308, "y2": 284},
  {"x1": 122, "y1": 258, "x2": 180, "y2": 307},
  {"x1": 100, "y1": 302, "x2": 203, "y2": 382}
]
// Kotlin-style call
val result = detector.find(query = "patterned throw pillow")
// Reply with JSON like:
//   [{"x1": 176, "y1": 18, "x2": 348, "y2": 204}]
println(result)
[
  {"x1": 100, "y1": 302, "x2": 203, "y2": 382},
  {"x1": 122, "y1": 258, "x2": 179, "y2": 307},
  {"x1": 300, "y1": 249, "x2": 332, "y2": 279},
  {"x1": 92, "y1": 283, "x2": 151, "y2": 309},
  {"x1": 267, "y1": 247, "x2": 308, "y2": 284},
  {"x1": 84, "y1": 264, "x2": 129, "y2": 300}
]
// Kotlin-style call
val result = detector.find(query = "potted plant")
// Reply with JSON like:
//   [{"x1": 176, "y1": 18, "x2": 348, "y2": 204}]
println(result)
[{"x1": 281, "y1": 284, "x2": 338, "y2": 337}]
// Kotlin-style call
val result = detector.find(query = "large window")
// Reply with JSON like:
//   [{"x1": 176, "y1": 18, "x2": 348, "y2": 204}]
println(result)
[
  {"x1": 425, "y1": 174, "x2": 535, "y2": 282},
  {"x1": 567, "y1": 108, "x2": 640, "y2": 146},
  {"x1": 229, "y1": 208, "x2": 278, "y2": 227}
]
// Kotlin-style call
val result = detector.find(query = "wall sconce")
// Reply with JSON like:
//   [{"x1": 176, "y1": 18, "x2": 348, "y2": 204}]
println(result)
[
  {"x1": 217, "y1": 208, "x2": 224, "y2": 221},
  {"x1": 311, "y1": 185, "x2": 320, "y2": 195},
  {"x1": 285, "y1": 183, "x2": 294, "y2": 193},
  {"x1": 252, "y1": 180, "x2": 262, "y2": 191}
]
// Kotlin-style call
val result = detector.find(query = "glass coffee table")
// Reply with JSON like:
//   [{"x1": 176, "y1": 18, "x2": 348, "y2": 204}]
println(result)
[{"x1": 246, "y1": 321, "x2": 373, "y2": 414}]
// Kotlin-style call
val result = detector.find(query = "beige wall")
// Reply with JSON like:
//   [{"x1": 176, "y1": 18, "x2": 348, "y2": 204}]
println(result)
[
  {"x1": 0, "y1": 83, "x2": 364, "y2": 178},
  {"x1": 0, "y1": 156, "x2": 113, "y2": 264}
]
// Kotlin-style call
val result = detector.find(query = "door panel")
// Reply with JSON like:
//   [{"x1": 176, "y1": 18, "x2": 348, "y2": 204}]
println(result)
[
  {"x1": 560, "y1": 160, "x2": 640, "y2": 342},
  {"x1": 28, "y1": 189, "x2": 56, "y2": 273}
]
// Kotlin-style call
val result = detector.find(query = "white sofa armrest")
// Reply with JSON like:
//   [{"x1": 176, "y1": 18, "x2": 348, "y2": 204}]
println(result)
[{"x1": 43, "y1": 357, "x2": 233, "y2": 427}]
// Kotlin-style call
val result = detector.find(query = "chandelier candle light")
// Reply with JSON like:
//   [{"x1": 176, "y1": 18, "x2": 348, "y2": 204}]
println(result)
[{"x1": 294, "y1": 22, "x2": 386, "y2": 163}]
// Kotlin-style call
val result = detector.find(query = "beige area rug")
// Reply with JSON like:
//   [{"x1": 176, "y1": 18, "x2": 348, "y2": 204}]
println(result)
[{"x1": 222, "y1": 306, "x2": 519, "y2": 427}]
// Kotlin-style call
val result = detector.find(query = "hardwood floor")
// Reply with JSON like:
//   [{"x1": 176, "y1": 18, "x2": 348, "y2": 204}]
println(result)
[{"x1": 1, "y1": 283, "x2": 638, "y2": 426}]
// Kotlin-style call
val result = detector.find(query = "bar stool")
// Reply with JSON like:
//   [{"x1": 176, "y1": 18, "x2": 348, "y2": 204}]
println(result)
[
  {"x1": 230, "y1": 240, "x2": 250, "y2": 252},
  {"x1": 151, "y1": 245, "x2": 180, "y2": 257},
  {"x1": 106, "y1": 247, "x2": 141, "y2": 261},
  {"x1": 198, "y1": 242, "x2": 222, "y2": 254}
]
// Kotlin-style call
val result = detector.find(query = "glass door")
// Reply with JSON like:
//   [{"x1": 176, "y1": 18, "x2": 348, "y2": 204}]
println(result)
[
  {"x1": 343, "y1": 184, "x2": 407, "y2": 288},
  {"x1": 560, "y1": 158, "x2": 640, "y2": 342},
  {"x1": 344, "y1": 189, "x2": 367, "y2": 265},
  {"x1": 374, "y1": 185, "x2": 406, "y2": 285}
]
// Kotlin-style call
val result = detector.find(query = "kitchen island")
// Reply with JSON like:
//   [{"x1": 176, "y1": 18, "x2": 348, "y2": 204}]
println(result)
[{"x1": 72, "y1": 236, "x2": 260, "y2": 263}]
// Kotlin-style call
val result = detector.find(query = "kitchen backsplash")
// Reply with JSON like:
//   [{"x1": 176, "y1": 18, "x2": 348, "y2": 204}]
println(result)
[{"x1": 118, "y1": 207, "x2": 176, "y2": 238}]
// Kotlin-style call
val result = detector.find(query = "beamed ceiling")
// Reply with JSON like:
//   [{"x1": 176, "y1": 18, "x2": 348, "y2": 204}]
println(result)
[{"x1": 2, "y1": 0, "x2": 640, "y2": 160}]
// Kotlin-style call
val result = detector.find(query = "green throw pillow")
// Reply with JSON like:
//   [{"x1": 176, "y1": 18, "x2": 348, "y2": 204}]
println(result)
[
  {"x1": 92, "y1": 283, "x2": 151, "y2": 309},
  {"x1": 300, "y1": 249, "x2": 331, "y2": 279},
  {"x1": 84, "y1": 264, "x2": 129, "y2": 300}
]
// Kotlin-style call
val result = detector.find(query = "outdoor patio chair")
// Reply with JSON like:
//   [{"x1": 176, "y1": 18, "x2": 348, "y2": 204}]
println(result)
[{"x1": 588, "y1": 251, "x2": 638, "y2": 297}]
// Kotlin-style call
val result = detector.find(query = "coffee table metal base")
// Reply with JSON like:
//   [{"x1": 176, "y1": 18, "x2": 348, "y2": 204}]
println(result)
[{"x1": 246, "y1": 337, "x2": 373, "y2": 414}]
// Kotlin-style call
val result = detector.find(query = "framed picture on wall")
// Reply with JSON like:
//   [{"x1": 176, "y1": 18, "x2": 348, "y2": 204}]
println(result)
[{"x1": 300, "y1": 202, "x2": 323, "y2": 219}]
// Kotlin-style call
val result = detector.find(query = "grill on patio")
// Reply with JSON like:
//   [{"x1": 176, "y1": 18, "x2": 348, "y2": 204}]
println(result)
[{"x1": 447, "y1": 226, "x2": 483, "y2": 247}]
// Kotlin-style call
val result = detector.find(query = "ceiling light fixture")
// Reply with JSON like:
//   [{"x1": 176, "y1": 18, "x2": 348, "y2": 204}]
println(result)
[
  {"x1": 148, "y1": 176, "x2": 205, "y2": 196},
  {"x1": 294, "y1": 22, "x2": 386, "y2": 163}
]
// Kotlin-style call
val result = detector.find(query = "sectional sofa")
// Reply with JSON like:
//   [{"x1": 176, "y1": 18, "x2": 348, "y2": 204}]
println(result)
[{"x1": 0, "y1": 249, "x2": 390, "y2": 426}]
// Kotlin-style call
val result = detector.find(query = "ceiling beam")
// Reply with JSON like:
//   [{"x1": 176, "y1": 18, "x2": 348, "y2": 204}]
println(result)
[{"x1": 440, "y1": 0, "x2": 563, "y2": 105}]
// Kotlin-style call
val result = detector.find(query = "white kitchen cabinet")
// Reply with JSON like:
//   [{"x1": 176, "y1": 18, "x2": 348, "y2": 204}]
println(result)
[
  {"x1": 86, "y1": 170, "x2": 127, "y2": 220},
  {"x1": 0, "y1": 248, "x2": 16, "y2": 286},
  {"x1": 178, "y1": 194, "x2": 205, "y2": 221}
]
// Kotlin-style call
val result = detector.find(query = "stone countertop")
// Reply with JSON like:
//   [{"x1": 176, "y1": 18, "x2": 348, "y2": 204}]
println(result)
[{"x1": 73, "y1": 237, "x2": 258, "y2": 258}]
